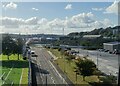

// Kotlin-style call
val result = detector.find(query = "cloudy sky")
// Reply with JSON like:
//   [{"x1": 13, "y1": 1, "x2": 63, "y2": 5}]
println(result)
[{"x1": 0, "y1": 1, "x2": 119, "y2": 35}]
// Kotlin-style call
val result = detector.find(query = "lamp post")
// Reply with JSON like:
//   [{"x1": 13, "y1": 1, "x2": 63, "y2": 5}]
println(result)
[
  {"x1": 96, "y1": 51, "x2": 99, "y2": 67},
  {"x1": 63, "y1": 53, "x2": 66, "y2": 73}
]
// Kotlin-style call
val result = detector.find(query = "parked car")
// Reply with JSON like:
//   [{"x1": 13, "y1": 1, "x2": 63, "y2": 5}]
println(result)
[
  {"x1": 31, "y1": 54, "x2": 38, "y2": 57},
  {"x1": 31, "y1": 51, "x2": 35, "y2": 54},
  {"x1": 98, "y1": 49, "x2": 105, "y2": 52},
  {"x1": 30, "y1": 51, "x2": 38, "y2": 57},
  {"x1": 109, "y1": 51, "x2": 113, "y2": 54},
  {"x1": 115, "y1": 50, "x2": 120, "y2": 55},
  {"x1": 104, "y1": 50, "x2": 109, "y2": 52}
]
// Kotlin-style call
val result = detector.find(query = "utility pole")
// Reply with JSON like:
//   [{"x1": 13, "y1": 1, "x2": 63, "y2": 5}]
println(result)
[
  {"x1": 63, "y1": 53, "x2": 66, "y2": 73},
  {"x1": 97, "y1": 51, "x2": 99, "y2": 67},
  {"x1": 63, "y1": 28, "x2": 64, "y2": 36}
]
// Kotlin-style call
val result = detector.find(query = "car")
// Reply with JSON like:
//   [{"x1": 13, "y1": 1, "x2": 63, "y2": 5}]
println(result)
[
  {"x1": 115, "y1": 51, "x2": 120, "y2": 55},
  {"x1": 109, "y1": 51, "x2": 113, "y2": 54},
  {"x1": 98, "y1": 49, "x2": 105, "y2": 52},
  {"x1": 104, "y1": 50, "x2": 109, "y2": 52},
  {"x1": 31, "y1": 54, "x2": 38, "y2": 57},
  {"x1": 31, "y1": 51, "x2": 35, "y2": 54}
]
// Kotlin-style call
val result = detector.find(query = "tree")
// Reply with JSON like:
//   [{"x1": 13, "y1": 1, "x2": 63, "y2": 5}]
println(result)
[
  {"x1": 2, "y1": 35, "x2": 16, "y2": 60},
  {"x1": 14, "y1": 38, "x2": 24, "y2": 60},
  {"x1": 76, "y1": 59, "x2": 96, "y2": 81}
]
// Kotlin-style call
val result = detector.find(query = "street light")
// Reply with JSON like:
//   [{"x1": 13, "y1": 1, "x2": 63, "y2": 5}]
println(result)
[
  {"x1": 96, "y1": 51, "x2": 99, "y2": 67},
  {"x1": 63, "y1": 53, "x2": 66, "y2": 73}
]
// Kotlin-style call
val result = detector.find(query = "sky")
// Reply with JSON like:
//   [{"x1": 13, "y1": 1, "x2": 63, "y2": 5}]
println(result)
[{"x1": 0, "y1": 1, "x2": 119, "y2": 35}]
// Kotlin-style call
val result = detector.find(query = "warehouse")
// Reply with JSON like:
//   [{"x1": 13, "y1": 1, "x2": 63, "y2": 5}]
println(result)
[{"x1": 103, "y1": 42, "x2": 120, "y2": 52}]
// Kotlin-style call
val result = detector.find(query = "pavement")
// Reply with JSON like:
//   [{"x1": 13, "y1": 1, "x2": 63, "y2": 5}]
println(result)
[
  {"x1": 31, "y1": 47, "x2": 73, "y2": 86},
  {"x1": 72, "y1": 48, "x2": 119, "y2": 77}
]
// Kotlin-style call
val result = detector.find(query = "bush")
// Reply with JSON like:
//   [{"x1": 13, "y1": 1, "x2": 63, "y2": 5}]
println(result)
[
  {"x1": 69, "y1": 55, "x2": 75, "y2": 59},
  {"x1": 58, "y1": 48, "x2": 62, "y2": 51},
  {"x1": 99, "y1": 76, "x2": 117, "y2": 85}
]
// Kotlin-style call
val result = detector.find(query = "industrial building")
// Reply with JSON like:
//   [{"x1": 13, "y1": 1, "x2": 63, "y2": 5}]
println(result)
[{"x1": 103, "y1": 42, "x2": 120, "y2": 52}]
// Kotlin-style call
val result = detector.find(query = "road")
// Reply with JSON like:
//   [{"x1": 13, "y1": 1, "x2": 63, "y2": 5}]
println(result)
[
  {"x1": 31, "y1": 47, "x2": 68, "y2": 85},
  {"x1": 72, "y1": 48, "x2": 119, "y2": 77}
]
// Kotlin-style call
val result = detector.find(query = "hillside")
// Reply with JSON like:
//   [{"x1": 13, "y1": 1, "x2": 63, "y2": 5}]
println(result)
[{"x1": 68, "y1": 26, "x2": 120, "y2": 38}]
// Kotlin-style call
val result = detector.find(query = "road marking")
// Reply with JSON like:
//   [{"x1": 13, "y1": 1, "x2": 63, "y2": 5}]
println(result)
[
  {"x1": 19, "y1": 68, "x2": 23, "y2": 86},
  {"x1": 51, "y1": 77, "x2": 55, "y2": 84},
  {"x1": 38, "y1": 62, "x2": 44, "y2": 84},
  {"x1": 47, "y1": 51, "x2": 58, "y2": 60},
  {"x1": 3, "y1": 67, "x2": 13, "y2": 84},
  {"x1": 11, "y1": 81, "x2": 14, "y2": 86},
  {"x1": 41, "y1": 75, "x2": 44, "y2": 84},
  {"x1": 48, "y1": 61, "x2": 67, "y2": 84},
  {"x1": 0, "y1": 72, "x2": 5, "y2": 79}
]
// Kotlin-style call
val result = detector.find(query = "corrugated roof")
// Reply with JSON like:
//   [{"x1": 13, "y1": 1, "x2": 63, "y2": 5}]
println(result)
[
  {"x1": 83, "y1": 35, "x2": 101, "y2": 38},
  {"x1": 104, "y1": 42, "x2": 120, "y2": 45}
]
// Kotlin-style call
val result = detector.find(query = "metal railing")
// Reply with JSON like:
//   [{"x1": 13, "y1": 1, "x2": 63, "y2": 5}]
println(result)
[{"x1": 28, "y1": 52, "x2": 32, "y2": 86}]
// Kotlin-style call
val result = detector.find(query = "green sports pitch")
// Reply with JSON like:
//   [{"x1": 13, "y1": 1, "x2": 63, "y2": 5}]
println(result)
[{"x1": 0, "y1": 54, "x2": 29, "y2": 86}]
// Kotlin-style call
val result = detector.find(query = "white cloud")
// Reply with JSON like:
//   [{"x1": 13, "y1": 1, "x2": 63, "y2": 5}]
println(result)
[
  {"x1": 32, "y1": 8, "x2": 39, "y2": 11},
  {"x1": 25, "y1": 17, "x2": 38, "y2": 25},
  {"x1": 92, "y1": 8, "x2": 103, "y2": 11},
  {"x1": 90, "y1": 19, "x2": 113, "y2": 29},
  {"x1": 65, "y1": 12, "x2": 95, "y2": 28},
  {"x1": 48, "y1": 18, "x2": 65, "y2": 28},
  {"x1": 104, "y1": 1, "x2": 118, "y2": 14},
  {"x1": 3, "y1": 2, "x2": 17, "y2": 9},
  {"x1": 65, "y1": 4, "x2": 72, "y2": 10},
  {"x1": 0, "y1": 12, "x2": 113, "y2": 34},
  {"x1": 1, "y1": 17, "x2": 24, "y2": 27},
  {"x1": 71, "y1": 12, "x2": 94, "y2": 23},
  {"x1": 0, "y1": 17, "x2": 39, "y2": 28},
  {"x1": 38, "y1": 18, "x2": 48, "y2": 25}
]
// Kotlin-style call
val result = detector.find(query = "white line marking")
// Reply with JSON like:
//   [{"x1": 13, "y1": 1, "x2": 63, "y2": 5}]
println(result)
[
  {"x1": 11, "y1": 81, "x2": 14, "y2": 86},
  {"x1": 3, "y1": 67, "x2": 13, "y2": 84},
  {"x1": 0, "y1": 72, "x2": 5, "y2": 79},
  {"x1": 51, "y1": 77, "x2": 55, "y2": 84},
  {"x1": 19, "y1": 68, "x2": 23, "y2": 86},
  {"x1": 49, "y1": 61, "x2": 67, "y2": 84}
]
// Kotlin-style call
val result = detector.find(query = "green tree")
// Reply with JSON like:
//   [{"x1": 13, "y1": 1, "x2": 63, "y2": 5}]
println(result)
[
  {"x1": 14, "y1": 38, "x2": 24, "y2": 60},
  {"x1": 2, "y1": 35, "x2": 16, "y2": 60},
  {"x1": 76, "y1": 59, "x2": 96, "y2": 81}
]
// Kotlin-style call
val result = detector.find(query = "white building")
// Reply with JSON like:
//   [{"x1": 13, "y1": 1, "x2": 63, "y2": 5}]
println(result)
[{"x1": 103, "y1": 42, "x2": 120, "y2": 52}]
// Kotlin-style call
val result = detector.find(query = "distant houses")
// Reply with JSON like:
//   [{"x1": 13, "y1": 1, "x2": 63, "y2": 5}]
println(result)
[{"x1": 112, "y1": 26, "x2": 120, "y2": 35}]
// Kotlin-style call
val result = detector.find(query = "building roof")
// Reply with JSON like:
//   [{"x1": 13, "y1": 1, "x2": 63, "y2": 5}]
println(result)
[
  {"x1": 83, "y1": 35, "x2": 101, "y2": 38},
  {"x1": 103, "y1": 42, "x2": 120, "y2": 45}
]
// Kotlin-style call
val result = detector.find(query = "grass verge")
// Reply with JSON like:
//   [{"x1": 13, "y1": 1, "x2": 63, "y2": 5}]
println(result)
[
  {"x1": 48, "y1": 48, "x2": 99, "y2": 85},
  {"x1": 0, "y1": 54, "x2": 28, "y2": 86}
]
